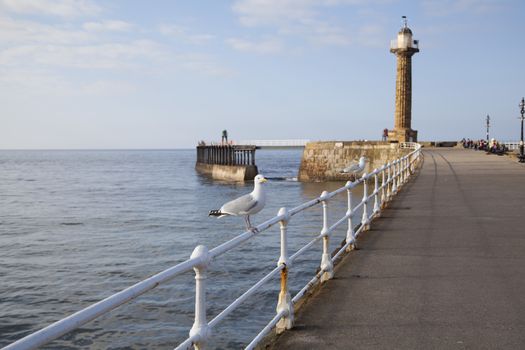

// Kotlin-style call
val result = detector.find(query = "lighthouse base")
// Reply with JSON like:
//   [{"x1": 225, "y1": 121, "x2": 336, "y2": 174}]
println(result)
[{"x1": 388, "y1": 128, "x2": 418, "y2": 143}]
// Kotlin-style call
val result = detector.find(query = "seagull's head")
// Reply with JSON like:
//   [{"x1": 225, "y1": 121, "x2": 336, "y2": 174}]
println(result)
[
  {"x1": 254, "y1": 174, "x2": 268, "y2": 184},
  {"x1": 359, "y1": 156, "x2": 368, "y2": 163}
]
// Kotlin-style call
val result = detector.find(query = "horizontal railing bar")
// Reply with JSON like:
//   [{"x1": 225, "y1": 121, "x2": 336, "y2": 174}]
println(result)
[
  {"x1": 4, "y1": 257, "x2": 202, "y2": 350},
  {"x1": 7, "y1": 143, "x2": 422, "y2": 350},
  {"x1": 290, "y1": 234, "x2": 323, "y2": 262},
  {"x1": 332, "y1": 240, "x2": 352, "y2": 262},
  {"x1": 354, "y1": 222, "x2": 366, "y2": 239},
  {"x1": 353, "y1": 199, "x2": 365, "y2": 212},
  {"x1": 324, "y1": 212, "x2": 351, "y2": 237},
  {"x1": 209, "y1": 215, "x2": 285, "y2": 259},
  {"x1": 173, "y1": 336, "x2": 194, "y2": 350},
  {"x1": 209, "y1": 265, "x2": 284, "y2": 329},
  {"x1": 288, "y1": 198, "x2": 321, "y2": 216},
  {"x1": 245, "y1": 310, "x2": 286, "y2": 350},
  {"x1": 291, "y1": 270, "x2": 323, "y2": 304}
]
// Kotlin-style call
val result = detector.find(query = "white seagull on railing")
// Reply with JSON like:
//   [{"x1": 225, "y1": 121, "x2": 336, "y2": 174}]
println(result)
[
  {"x1": 209, "y1": 174, "x2": 267, "y2": 232},
  {"x1": 340, "y1": 156, "x2": 368, "y2": 175}
]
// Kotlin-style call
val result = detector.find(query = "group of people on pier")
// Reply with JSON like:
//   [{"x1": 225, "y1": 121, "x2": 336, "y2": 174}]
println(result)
[{"x1": 461, "y1": 138, "x2": 508, "y2": 155}]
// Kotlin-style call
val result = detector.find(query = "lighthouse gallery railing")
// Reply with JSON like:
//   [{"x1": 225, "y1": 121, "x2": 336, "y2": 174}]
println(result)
[{"x1": 4, "y1": 143, "x2": 422, "y2": 350}]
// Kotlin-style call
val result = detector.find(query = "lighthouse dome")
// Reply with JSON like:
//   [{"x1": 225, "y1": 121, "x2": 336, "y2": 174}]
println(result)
[{"x1": 399, "y1": 26, "x2": 413, "y2": 35}]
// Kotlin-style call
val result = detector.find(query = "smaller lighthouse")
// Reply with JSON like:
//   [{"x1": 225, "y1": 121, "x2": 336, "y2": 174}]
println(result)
[{"x1": 388, "y1": 16, "x2": 419, "y2": 143}]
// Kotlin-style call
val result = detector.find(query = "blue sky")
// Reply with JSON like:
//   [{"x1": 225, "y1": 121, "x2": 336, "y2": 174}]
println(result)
[{"x1": 1, "y1": 0, "x2": 524, "y2": 149}]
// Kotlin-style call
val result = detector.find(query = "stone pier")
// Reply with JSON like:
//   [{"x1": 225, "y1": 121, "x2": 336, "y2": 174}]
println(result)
[
  {"x1": 298, "y1": 141, "x2": 409, "y2": 182},
  {"x1": 269, "y1": 148, "x2": 525, "y2": 349}
]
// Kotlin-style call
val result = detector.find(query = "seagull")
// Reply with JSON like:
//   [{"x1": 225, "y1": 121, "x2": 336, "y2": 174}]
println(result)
[
  {"x1": 209, "y1": 174, "x2": 267, "y2": 232},
  {"x1": 341, "y1": 156, "x2": 368, "y2": 175}
]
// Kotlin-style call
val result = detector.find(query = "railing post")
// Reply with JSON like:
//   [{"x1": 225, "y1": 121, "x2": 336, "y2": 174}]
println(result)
[
  {"x1": 397, "y1": 159, "x2": 401, "y2": 188},
  {"x1": 401, "y1": 158, "x2": 405, "y2": 184},
  {"x1": 406, "y1": 156, "x2": 411, "y2": 178},
  {"x1": 373, "y1": 169, "x2": 380, "y2": 215},
  {"x1": 361, "y1": 173, "x2": 370, "y2": 229},
  {"x1": 386, "y1": 162, "x2": 392, "y2": 200},
  {"x1": 403, "y1": 157, "x2": 408, "y2": 183},
  {"x1": 189, "y1": 245, "x2": 211, "y2": 350},
  {"x1": 320, "y1": 191, "x2": 333, "y2": 282},
  {"x1": 381, "y1": 166, "x2": 387, "y2": 209},
  {"x1": 276, "y1": 207, "x2": 294, "y2": 334},
  {"x1": 401, "y1": 158, "x2": 405, "y2": 185},
  {"x1": 400, "y1": 158, "x2": 405, "y2": 186},
  {"x1": 392, "y1": 160, "x2": 398, "y2": 194},
  {"x1": 398, "y1": 159, "x2": 402, "y2": 186},
  {"x1": 403, "y1": 155, "x2": 408, "y2": 183},
  {"x1": 399, "y1": 157, "x2": 404, "y2": 185},
  {"x1": 345, "y1": 181, "x2": 356, "y2": 251}
]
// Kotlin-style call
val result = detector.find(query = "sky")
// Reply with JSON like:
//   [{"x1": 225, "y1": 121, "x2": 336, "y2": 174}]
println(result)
[{"x1": 1, "y1": 0, "x2": 524, "y2": 149}]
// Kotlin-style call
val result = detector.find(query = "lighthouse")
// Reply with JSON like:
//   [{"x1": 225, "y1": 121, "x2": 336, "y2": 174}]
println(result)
[{"x1": 388, "y1": 16, "x2": 419, "y2": 143}]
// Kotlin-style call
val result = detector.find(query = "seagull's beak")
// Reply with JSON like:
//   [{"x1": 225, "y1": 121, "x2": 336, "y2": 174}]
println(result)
[{"x1": 260, "y1": 177, "x2": 268, "y2": 183}]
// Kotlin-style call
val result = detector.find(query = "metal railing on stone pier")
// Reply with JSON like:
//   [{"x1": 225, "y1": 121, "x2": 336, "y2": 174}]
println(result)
[
  {"x1": 196, "y1": 145, "x2": 256, "y2": 166},
  {"x1": 4, "y1": 143, "x2": 422, "y2": 350}
]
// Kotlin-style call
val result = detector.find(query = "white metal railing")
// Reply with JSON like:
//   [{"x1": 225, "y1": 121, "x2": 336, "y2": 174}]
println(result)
[
  {"x1": 3, "y1": 143, "x2": 422, "y2": 350},
  {"x1": 236, "y1": 139, "x2": 310, "y2": 147},
  {"x1": 503, "y1": 141, "x2": 523, "y2": 151}
]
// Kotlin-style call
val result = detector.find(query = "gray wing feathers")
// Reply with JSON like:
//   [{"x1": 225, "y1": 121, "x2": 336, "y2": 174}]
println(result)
[
  {"x1": 221, "y1": 193, "x2": 258, "y2": 215},
  {"x1": 342, "y1": 163, "x2": 359, "y2": 173}
]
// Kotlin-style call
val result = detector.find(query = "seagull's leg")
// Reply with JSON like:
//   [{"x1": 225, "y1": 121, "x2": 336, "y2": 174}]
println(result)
[{"x1": 246, "y1": 215, "x2": 258, "y2": 233}]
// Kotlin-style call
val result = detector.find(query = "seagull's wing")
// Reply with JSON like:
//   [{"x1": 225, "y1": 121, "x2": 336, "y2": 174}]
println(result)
[
  {"x1": 342, "y1": 162, "x2": 360, "y2": 173},
  {"x1": 220, "y1": 193, "x2": 258, "y2": 216}
]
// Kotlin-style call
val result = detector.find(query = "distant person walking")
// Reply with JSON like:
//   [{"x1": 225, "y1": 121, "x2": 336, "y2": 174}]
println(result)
[
  {"x1": 382, "y1": 128, "x2": 388, "y2": 141},
  {"x1": 222, "y1": 130, "x2": 228, "y2": 144}
]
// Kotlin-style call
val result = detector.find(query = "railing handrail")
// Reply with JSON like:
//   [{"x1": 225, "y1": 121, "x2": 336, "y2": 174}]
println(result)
[
  {"x1": 4, "y1": 144, "x2": 422, "y2": 350},
  {"x1": 502, "y1": 141, "x2": 523, "y2": 150},
  {"x1": 236, "y1": 139, "x2": 310, "y2": 147}
]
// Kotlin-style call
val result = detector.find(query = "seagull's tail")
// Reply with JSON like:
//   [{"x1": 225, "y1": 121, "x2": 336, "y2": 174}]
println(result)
[{"x1": 208, "y1": 210, "x2": 224, "y2": 217}]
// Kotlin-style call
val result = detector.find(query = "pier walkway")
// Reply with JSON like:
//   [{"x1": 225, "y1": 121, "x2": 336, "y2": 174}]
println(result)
[{"x1": 269, "y1": 148, "x2": 525, "y2": 349}]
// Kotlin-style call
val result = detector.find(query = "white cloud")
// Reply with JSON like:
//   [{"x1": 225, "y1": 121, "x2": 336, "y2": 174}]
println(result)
[
  {"x1": 83, "y1": 20, "x2": 133, "y2": 32},
  {"x1": 226, "y1": 37, "x2": 283, "y2": 54},
  {"x1": 355, "y1": 24, "x2": 385, "y2": 47},
  {"x1": 0, "y1": 16, "x2": 94, "y2": 44},
  {"x1": 232, "y1": 0, "x2": 374, "y2": 27},
  {"x1": 0, "y1": 67, "x2": 137, "y2": 96},
  {"x1": 0, "y1": 40, "x2": 167, "y2": 69},
  {"x1": 231, "y1": 0, "x2": 383, "y2": 49},
  {"x1": 0, "y1": 3, "x2": 232, "y2": 98},
  {"x1": 307, "y1": 21, "x2": 351, "y2": 46},
  {"x1": 232, "y1": 0, "x2": 317, "y2": 27},
  {"x1": 0, "y1": 0, "x2": 101, "y2": 18},
  {"x1": 173, "y1": 53, "x2": 235, "y2": 77},
  {"x1": 158, "y1": 24, "x2": 214, "y2": 44}
]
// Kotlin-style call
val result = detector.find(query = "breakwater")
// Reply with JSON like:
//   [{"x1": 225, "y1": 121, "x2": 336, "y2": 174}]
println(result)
[
  {"x1": 195, "y1": 145, "x2": 258, "y2": 181},
  {"x1": 298, "y1": 141, "x2": 411, "y2": 182}
]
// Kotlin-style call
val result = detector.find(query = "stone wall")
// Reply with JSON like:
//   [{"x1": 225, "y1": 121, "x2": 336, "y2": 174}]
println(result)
[
  {"x1": 195, "y1": 163, "x2": 258, "y2": 181},
  {"x1": 298, "y1": 141, "x2": 409, "y2": 182}
]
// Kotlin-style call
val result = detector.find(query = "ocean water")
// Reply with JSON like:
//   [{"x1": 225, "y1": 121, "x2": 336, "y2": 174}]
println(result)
[{"x1": 0, "y1": 149, "x2": 365, "y2": 349}]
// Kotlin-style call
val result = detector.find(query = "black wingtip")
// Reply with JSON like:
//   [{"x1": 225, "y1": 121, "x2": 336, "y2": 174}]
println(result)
[{"x1": 208, "y1": 210, "x2": 222, "y2": 217}]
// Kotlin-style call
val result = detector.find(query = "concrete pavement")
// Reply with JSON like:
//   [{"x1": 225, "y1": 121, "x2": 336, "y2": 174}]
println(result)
[{"x1": 268, "y1": 148, "x2": 525, "y2": 349}]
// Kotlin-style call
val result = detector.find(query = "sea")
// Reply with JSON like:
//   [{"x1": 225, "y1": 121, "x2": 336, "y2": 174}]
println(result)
[{"x1": 0, "y1": 149, "x2": 367, "y2": 349}]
